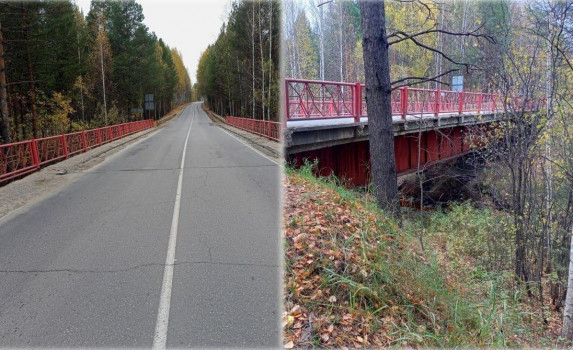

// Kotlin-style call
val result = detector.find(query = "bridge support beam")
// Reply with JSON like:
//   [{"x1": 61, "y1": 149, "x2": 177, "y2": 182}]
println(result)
[{"x1": 288, "y1": 126, "x2": 477, "y2": 187}]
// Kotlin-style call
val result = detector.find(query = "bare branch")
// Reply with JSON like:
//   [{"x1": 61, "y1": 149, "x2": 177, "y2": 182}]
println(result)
[
  {"x1": 387, "y1": 27, "x2": 495, "y2": 46},
  {"x1": 551, "y1": 41, "x2": 573, "y2": 72},
  {"x1": 317, "y1": 0, "x2": 333, "y2": 7},
  {"x1": 391, "y1": 69, "x2": 459, "y2": 90},
  {"x1": 392, "y1": 34, "x2": 473, "y2": 73}
]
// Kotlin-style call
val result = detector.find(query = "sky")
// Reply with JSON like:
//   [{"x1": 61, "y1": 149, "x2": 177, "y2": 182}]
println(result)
[{"x1": 74, "y1": 0, "x2": 231, "y2": 84}]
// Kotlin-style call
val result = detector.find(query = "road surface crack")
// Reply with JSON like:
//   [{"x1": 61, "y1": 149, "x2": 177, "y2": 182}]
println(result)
[
  {"x1": 188, "y1": 164, "x2": 277, "y2": 169},
  {"x1": 86, "y1": 168, "x2": 181, "y2": 174},
  {"x1": 0, "y1": 260, "x2": 277, "y2": 274}
]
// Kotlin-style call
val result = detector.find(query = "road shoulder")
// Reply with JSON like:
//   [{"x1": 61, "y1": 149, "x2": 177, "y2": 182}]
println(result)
[
  {"x1": 0, "y1": 108, "x2": 187, "y2": 220},
  {"x1": 201, "y1": 103, "x2": 282, "y2": 161}
]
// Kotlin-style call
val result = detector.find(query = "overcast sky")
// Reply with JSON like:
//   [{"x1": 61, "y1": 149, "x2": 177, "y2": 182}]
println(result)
[{"x1": 74, "y1": 0, "x2": 231, "y2": 84}]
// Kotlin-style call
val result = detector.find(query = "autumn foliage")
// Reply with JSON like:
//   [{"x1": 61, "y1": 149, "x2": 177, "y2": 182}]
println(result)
[{"x1": 283, "y1": 167, "x2": 564, "y2": 348}]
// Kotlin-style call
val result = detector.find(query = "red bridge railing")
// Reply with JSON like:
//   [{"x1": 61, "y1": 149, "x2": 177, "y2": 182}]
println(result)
[
  {"x1": 285, "y1": 78, "x2": 542, "y2": 121},
  {"x1": 0, "y1": 119, "x2": 154, "y2": 184},
  {"x1": 226, "y1": 116, "x2": 281, "y2": 142}
]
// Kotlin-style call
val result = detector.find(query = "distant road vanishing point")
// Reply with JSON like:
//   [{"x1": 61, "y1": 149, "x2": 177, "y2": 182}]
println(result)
[{"x1": 0, "y1": 102, "x2": 281, "y2": 348}]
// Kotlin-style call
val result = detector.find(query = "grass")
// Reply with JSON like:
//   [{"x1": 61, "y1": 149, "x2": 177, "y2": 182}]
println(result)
[{"x1": 283, "y1": 161, "x2": 560, "y2": 348}]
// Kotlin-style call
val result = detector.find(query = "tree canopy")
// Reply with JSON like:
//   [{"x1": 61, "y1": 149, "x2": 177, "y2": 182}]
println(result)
[
  {"x1": 195, "y1": 0, "x2": 280, "y2": 121},
  {"x1": 0, "y1": 0, "x2": 192, "y2": 143}
]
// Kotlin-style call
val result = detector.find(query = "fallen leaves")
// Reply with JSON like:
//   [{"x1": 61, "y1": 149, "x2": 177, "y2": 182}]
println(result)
[
  {"x1": 283, "y1": 174, "x2": 397, "y2": 348},
  {"x1": 282, "y1": 172, "x2": 566, "y2": 349}
]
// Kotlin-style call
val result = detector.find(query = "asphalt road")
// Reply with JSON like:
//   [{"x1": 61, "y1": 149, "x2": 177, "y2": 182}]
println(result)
[{"x1": 0, "y1": 102, "x2": 281, "y2": 348}]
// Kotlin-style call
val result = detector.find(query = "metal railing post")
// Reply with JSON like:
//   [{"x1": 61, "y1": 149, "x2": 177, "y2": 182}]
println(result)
[
  {"x1": 61, "y1": 134, "x2": 69, "y2": 159},
  {"x1": 458, "y1": 91, "x2": 465, "y2": 115},
  {"x1": 434, "y1": 89, "x2": 440, "y2": 117},
  {"x1": 284, "y1": 80, "x2": 290, "y2": 122},
  {"x1": 354, "y1": 82, "x2": 362, "y2": 122},
  {"x1": 31, "y1": 139, "x2": 40, "y2": 169},
  {"x1": 81, "y1": 130, "x2": 88, "y2": 152},
  {"x1": 401, "y1": 87, "x2": 408, "y2": 119}
]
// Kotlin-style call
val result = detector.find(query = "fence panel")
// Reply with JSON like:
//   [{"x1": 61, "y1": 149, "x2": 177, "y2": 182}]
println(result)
[
  {"x1": 0, "y1": 141, "x2": 38, "y2": 182},
  {"x1": 226, "y1": 116, "x2": 281, "y2": 142},
  {"x1": 285, "y1": 78, "x2": 540, "y2": 121},
  {"x1": 1, "y1": 119, "x2": 154, "y2": 184}
]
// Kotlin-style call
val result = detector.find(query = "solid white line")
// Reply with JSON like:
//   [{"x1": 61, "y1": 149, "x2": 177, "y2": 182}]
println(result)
[
  {"x1": 152, "y1": 105, "x2": 194, "y2": 350},
  {"x1": 217, "y1": 125, "x2": 280, "y2": 166}
]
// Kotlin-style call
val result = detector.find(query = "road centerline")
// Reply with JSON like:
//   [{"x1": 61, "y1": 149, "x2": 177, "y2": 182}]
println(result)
[{"x1": 152, "y1": 105, "x2": 195, "y2": 350}]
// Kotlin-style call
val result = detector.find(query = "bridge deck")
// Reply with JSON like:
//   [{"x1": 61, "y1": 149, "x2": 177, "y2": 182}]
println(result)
[
  {"x1": 286, "y1": 111, "x2": 499, "y2": 129},
  {"x1": 284, "y1": 110, "x2": 504, "y2": 155}
]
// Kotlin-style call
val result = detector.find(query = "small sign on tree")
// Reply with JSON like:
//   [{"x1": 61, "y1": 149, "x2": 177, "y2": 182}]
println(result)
[
  {"x1": 144, "y1": 93, "x2": 154, "y2": 110},
  {"x1": 452, "y1": 76, "x2": 464, "y2": 92}
]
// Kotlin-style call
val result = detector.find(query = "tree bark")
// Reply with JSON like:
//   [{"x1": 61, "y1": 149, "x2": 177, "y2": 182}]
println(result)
[
  {"x1": 251, "y1": 4, "x2": 255, "y2": 119},
  {"x1": 268, "y1": 0, "x2": 273, "y2": 120},
  {"x1": 562, "y1": 225, "x2": 573, "y2": 340},
  {"x1": 22, "y1": 7, "x2": 38, "y2": 138},
  {"x1": 258, "y1": 0, "x2": 265, "y2": 121},
  {"x1": 0, "y1": 21, "x2": 11, "y2": 144},
  {"x1": 359, "y1": 0, "x2": 400, "y2": 216}
]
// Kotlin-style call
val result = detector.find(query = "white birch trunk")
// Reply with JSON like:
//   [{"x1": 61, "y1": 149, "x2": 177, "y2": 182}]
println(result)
[
  {"x1": 268, "y1": 0, "x2": 272, "y2": 120},
  {"x1": 258, "y1": 0, "x2": 265, "y2": 121},
  {"x1": 251, "y1": 5, "x2": 255, "y2": 119},
  {"x1": 562, "y1": 226, "x2": 573, "y2": 339}
]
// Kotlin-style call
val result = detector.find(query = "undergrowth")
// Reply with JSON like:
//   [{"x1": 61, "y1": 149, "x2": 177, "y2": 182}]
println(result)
[{"x1": 283, "y1": 161, "x2": 559, "y2": 348}]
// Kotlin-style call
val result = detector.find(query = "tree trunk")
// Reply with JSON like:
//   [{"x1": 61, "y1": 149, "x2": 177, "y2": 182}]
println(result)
[
  {"x1": 359, "y1": 0, "x2": 400, "y2": 216},
  {"x1": 338, "y1": 0, "x2": 343, "y2": 82},
  {"x1": 562, "y1": 225, "x2": 573, "y2": 340},
  {"x1": 251, "y1": 5, "x2": 255, "y2": 119},
  {"x1": 268, "y1": 0, "x2": 273, "y2": 120},
  {"x1": 0, "y1": 21, "x2": 11, "y2": 144},
  {"x1": 26, "y1": 51, "x2": 37, "y2": 139},
  {"x1": 318, "y1": 2, "x2": 324, "y2": 81},
  {"x1": 258, "y1": 0, "x2": 265, "y2": 121},
  {"x1": 23, "y1": 8, "x2": 38, "y2": 138}
]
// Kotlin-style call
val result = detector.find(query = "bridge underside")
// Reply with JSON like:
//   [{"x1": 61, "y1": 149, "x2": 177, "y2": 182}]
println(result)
[{"x1": 288, "y1": 125, "x2": 482, "y2": 187}]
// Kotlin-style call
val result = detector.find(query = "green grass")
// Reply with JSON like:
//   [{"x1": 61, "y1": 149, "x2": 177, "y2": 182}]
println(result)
[{"x1": 285, "y1": 161, "x2": 557, "y2": 347}]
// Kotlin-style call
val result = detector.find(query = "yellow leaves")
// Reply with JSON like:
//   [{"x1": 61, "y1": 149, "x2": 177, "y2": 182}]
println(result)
[
  {"x1": 171, "y1": 48, "x2": 192, "y2": 93},
  {"x1": 38, "y1": 92, "x2": 74, "y2": 136},
  {"x1": 385, "y1": 0, "x2": 437, "y2": 82}
]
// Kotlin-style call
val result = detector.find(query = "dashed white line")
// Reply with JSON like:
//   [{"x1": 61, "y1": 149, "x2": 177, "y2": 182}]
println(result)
[{"x1": 152, "y1": 105, "x2": 195, "y2": 350}]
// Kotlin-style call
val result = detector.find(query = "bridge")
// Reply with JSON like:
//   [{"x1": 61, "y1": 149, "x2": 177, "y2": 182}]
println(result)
[
  {"x1": 0, "y1": 103, "x2": 280, "y2": 348},
  {"x1": 283, "y1": 78, "x2": 541, "y2": 186}
]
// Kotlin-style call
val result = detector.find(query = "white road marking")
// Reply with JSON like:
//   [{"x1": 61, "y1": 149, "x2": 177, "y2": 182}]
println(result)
[
  {"x1": 152, "y1": 105, "x2": 195, "y2": 350},
  {"x1": 216, "y1": 123, "x2": 281, "y2": 166}
]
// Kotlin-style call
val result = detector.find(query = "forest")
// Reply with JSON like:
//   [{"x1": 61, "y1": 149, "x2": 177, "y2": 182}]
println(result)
[
  {"x1": 195, "y1": 0, "x2": 280, "y2": 122},
  {"x1": 0, "y1": 0, "x2": 192, "y2": 144},
  {"x1": 285, "y1": 0, "x2": 564, "y2": 90},
  {"x1": 284, "y1": 0, "x2": 573, "y2": 346}
]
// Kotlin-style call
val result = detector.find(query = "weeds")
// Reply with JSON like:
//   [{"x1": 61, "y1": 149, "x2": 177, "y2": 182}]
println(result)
[{"x1": 284, "y1": 164, "x2": 556, "y2": 348}]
